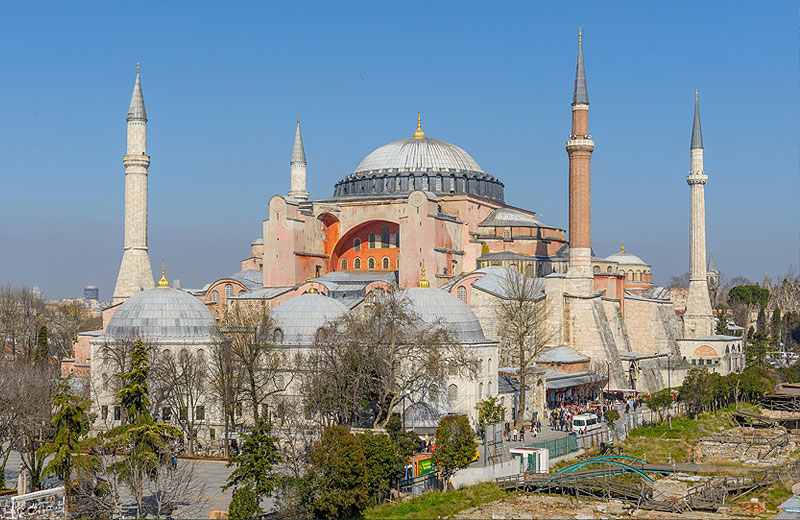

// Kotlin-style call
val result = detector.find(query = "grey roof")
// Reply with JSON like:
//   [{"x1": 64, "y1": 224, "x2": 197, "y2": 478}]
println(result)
[
  {"x1": 271, "y1": 293, "x2": 348, "y2": 345},
  {"x1": 617, "y1": 351, "x2": 654, "y2": 360},
  {"x1": 404, "y1": 401, "x2": 442, "y2": 428},
  {"x1": 476, "y1": 251, "x2": 538, "y2": 262},
  {"x1": 230, "y1": 286, "x2": 294, "y2": 300},
  {"x1": 126, "y1": 71, "x2": 147, "y2": 122},
  {"x1": 401, "y1": 287, "x2": 487, "y2": 343},
  {"x1": 643, "y1": 286, "x2": 671, "y2": 300},
  {"x1": 534, "y1": 346, "x2": 590, "y2": 364},
  {"x1": 228, "y1": 270, "x2": 263, "y2": 291},
  {"x1": 677, "y1": 335, "x2": 741, "y2": 342},
  {"x1": 355, "y1": 136, "x2": 483, "y2": 174},
  {"x1": 105, "y1": 287, "x2": 217, "y2": 341},
  {"x1": 291, "y1": 120, "x2": 306, "y2": 164},
  {"x1": 78, "y1": 329, "x2": 105, "y2": 337},
  {"x1": 478, "y1": 207, "x2": 545, "y2": 228},
  {"x1": 605, "y1": 251, "x2": 648, "y2": 266},
  {"x1": 691, "y1": 96, "x2": 703, "y2": 149},
  {"x1": 251, "y1": 237, "x2": 263, "y2": 246},
  {"x1": 471, "y1": 266, "x2": 545, "y2": 300},
  {"x1": 707, "y1": 250, "x2": 717, "y2": 272},
  {"x1": 554, "y1": 244, "x2": 604, "y2": 262},
  {"x1": 777, "y1": 494, "x2": 800, "y2": 515},
  {"x1": 545, "y1": 369, "x2": 604, "y2": 390},
  {"x1": 572, "y1": 39, "x2": 589, "y2": 106}
]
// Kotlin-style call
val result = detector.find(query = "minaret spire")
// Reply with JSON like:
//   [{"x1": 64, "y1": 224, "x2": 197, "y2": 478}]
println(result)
[
  {"x1": 113, "y1": 65, "x2": 154, "y2": 304},
  {"x1": 288, "y1": 118, "x2": 309, "y2": 201},
  {"x1": 691, "y1": 90, "x2": 703, "y2": 149},
  {"x1": 565, "y1": 28, "x2": 595, "y2": 295}
]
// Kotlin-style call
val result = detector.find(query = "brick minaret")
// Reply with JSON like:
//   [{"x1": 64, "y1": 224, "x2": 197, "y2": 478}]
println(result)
[
  {"x1": 566, "y1": 29, "x2": 595, "y2": 295},
  {"x1": 112, "y1": 64, "x2": 154, "y2": 305},
  {"x1": 288, "y1": 118, "x2": 309, "y2": 201},
  {"x1": 684, "y1": 91, "x2": 714, "y2": 337}
]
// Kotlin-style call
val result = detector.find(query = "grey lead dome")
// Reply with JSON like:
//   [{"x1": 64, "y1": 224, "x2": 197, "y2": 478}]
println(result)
[
  {"x1": 106, "y1": 287, "x2": 217, "y2": 341},
  {"x1": 401, "y1": 287, "x2": 487, "y2": 344}
]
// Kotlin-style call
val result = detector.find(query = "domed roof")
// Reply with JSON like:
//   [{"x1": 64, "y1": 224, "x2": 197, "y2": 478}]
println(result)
[
  {"x1": 271, "y1": 293, "x2": 349, "y2": 345},
  {"x1": 106, "y1": 287, "x2": 217, "y2": 341},
  {"x1": 401, "y1": 287, "x2": 487, "y2": 344},
  {"x1": 606, "y1": 244, "x2": 648, "y2": 266},
  {"x1": 354, "y1": 137, "x2": 484, "y2": 175}
]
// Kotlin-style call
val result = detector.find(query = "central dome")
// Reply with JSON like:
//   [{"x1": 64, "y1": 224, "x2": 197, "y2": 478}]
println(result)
[
  {"x1": 354, "y1": 137, "x2": 484, "y2": 174},
  {"x1": 333, "y1": 133, "x2": 504, "y2": 203}
]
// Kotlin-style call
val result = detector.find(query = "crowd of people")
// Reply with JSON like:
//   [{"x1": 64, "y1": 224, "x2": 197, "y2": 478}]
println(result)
[{"x1": 547, "y1": 397, "x2": 642, "y2": 433}]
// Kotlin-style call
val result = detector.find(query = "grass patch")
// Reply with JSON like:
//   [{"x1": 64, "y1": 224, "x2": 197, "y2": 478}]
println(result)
[
  {"x1": 736, "y1": 481, "x2": 793, "y2": 512},
  {"x1": 363, "y1": 482, "x2": 508, "y2": 519}
]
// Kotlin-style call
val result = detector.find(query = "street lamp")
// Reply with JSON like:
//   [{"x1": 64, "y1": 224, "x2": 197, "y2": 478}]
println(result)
[{"x1": 606, "y1": 360, "x2": 611, "y2": 399}]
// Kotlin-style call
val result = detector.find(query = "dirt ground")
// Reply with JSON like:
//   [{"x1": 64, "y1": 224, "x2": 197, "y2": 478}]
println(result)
[{"x1": 453, "y1": 494, "x2": 757, "y2": 519}]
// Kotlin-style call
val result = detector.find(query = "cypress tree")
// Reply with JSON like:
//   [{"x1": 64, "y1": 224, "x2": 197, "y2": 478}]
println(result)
[
  {"x1": 34, "y1": 325, "x2": 49, "y2": 362},
  {"x1": 772, "y1": 308, "x2": 782, "y2": 344}
]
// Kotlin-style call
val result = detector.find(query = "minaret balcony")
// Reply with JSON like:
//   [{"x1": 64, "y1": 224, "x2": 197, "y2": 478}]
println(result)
[{"x1": 565, "y1": 138, "x2": 595, "y2": 149}]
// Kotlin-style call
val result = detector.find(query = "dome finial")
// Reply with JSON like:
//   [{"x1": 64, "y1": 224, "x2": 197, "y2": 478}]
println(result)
[
  {"x1": 413, "y1": 110, "x2": 425, "y2": 139},
  {"x1": 579, "y1": 27, "x2": 582, "y2": 45},
  {"x1": 137, "y1": 62, "x2": 140, "y2": 74},
  {"x1": 308, "y1": 276, "x2": 317, "y2": 294},
  {"x1": 417, "y1": 261, "x2": 430, "y2": 288},
  {"x1": 158, "y1": 259, "x2": 169, "y2": 287},
  {"x1": 621, "y1": 241, "x2": 624, "y2": 253}
]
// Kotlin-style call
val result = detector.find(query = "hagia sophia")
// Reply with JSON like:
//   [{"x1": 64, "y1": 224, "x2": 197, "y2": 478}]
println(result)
[{"x1": 64, "y1": 33, "x2": 745, "y2": 437}]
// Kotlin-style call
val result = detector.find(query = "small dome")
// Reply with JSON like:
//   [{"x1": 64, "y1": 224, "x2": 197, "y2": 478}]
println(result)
[
  {"x1": 354, "y1": 137, "x2": 484, "y2": 174},
  {"x1": 605, "y1": 251, "x2": 648, "y2": 266},
  {"x1": 106, "y1": 287, "x2": 217, "y2": 341},
  {"x1": 271, "y1": 293, "x2": 349, "y2": 345},
  {"x1": 401, "y1": 287, "x2": 487, "y2": 343}
]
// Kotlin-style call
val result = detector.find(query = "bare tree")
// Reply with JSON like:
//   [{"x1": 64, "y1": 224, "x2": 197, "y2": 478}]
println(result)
[
  {"x1": 208, "y1": 338, "x2": 243, "y2": 458},
  {"x1": 495, "y1": 268, "x2": 554, "y2": 427},
  {"x1": 667, "y1": 272, "x2": 690, "y2": 289},
  {"x1": 46, "y1": 301, "x2": 91, "y2": 359},
  {"x1": 771, "y1": 268, "x2": 800, "y2": 313},
  {"x1": 0, "y1": 285, "x2": 46, "y2": 358},
  {"x1": 151, "y1": 350, "x2": 208, "y2": 455},
  {"x1": 222, "y1": 301, "x2": 289, "y2": 424},
  {"x1": 270, "y1": 397, "x2": 319, "y2": 479},
  {"x1": 142, "y1": 455, "x2": 209, "y2": 519}
]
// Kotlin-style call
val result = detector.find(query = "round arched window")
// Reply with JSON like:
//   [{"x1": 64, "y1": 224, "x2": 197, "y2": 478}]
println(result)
[
  {"x1": 368, "y1": 233, "x2": 376, "y2": 249},
  {"x1": 273, "y1": 329, "x2": 283, "y2": 344},
  {"x1": 211, "y1": 290, "x2": 219, "y2": 303},
  {"x1": 354, "y1": 257, "x2": 362, "y2": 269},
  {"x1": 457, "y1": 286, "x2": 467, "y2": 302},
  {"x1": 225, "y1": 284, "x2": 233, "y2": 298},
  {"x1": 368, "y1": 257, "x2": 376, "y2": 270},
  {"x1": 353, "y1": 238, "x2": 361, "y2": 252},
  {"x1": 340, "y1": 258, "x2": 348, "y2": 270},
  {"x1": 448, "y1": 384, "x2": 459, "y2": 405},
  {"x1": 382, "y1": 257, "x2": 390, "y2": 269},
  {"x1": 593, "y1": 266, "x2": 600, "y2": 274}
]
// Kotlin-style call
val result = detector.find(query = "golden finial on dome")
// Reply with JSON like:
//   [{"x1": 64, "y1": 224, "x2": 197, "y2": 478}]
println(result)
[
  {"x1": 413, "y1": 110, "x2": 425, "y2": 139},
  {"x1": 297, "y1": 116, "x2": 300, "y2": 124},
  {"x1": 137, "y1": 62, "x2": 140, "y2": 74},
  {"x1": 695, "y1": 89, "x2": 698, "y2": 103},
  {"x1": 578, "y1": 27, "x2": 582, "y2": 45},
  {"x1": 621, "y1": 242, "x2": 625, "y2": 253},
  {"x1": 158, "y1": 259, "x2": 169, "y2": 287},
  {"x1": 417, "y1": 261, "x2": 430, "y2": 288},
  {"x1": 308, "y1": 276, "x2": 317, "y2": 294}
]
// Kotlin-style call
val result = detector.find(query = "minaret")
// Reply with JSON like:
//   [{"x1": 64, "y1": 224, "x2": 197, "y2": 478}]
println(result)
[
  {"x1": 112, "y1": 64, "x2": 154, "y2": 305},
  {"x1": 684, "y1": 91, "x2": 714, "y2": 337},
  {"x1": 565, "y1": 28, "x2": 595, "y2": 295},
  {"x1": 288, "y1": 118, "x2": 309, "y2": 201}
]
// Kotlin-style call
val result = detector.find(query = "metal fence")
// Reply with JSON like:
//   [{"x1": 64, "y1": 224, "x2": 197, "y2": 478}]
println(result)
[
  {"x1": 576, "y1": 402, "x2": 688, "y2": 449},
  {"x1": 526, "y1": 434, "x2": 579, "y2": 459}
]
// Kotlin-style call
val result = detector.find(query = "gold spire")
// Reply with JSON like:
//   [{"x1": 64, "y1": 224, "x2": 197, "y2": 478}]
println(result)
[
  {"x1": 417, "y1": 261, "x2": 430, "y2": 288},
  {"x1": 137, "y1": 62, "x2": 140, "y2": 74},
  {"x1": 621, "y1": 241, "x2": 625, "y2": 253},
  {"x1": 579, "y1": 27, "x2": 582, "y2": 45},
  {"x1": 297, "y1": 116, "x2": 300, "y2": 124},
  {"x1": 695, "y1": 89, "x2": 698, "y2": 103},
  {"x1": 308, "y1": 276, "x2": 317, "y2": 294},
  {"x1": 413, "y1": 110, "x2": 425, "y2": 139},
  {"x1": 158, "y1": 259, "x2": 169, "y2": 287}
]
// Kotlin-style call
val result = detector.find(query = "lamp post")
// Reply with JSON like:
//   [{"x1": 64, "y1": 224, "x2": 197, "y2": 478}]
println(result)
[{"x1": 606, "y1": 360, "x2": 611, "y2": 399}]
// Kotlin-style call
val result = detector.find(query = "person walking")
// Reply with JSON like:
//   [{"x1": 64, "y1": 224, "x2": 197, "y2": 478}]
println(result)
[
  {"x1": 520, "y1": 427, "x2": 525, "y2": 442},
  {"x1": 513, "y1": 428, "x2": 518, "y2": 442},
  {"x1": 172, "y1": 455, "x2": 177, "y2": 470}
]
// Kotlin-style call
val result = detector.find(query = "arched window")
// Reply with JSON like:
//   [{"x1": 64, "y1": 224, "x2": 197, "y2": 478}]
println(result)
[
  {"x1": 353, "y1": 238, "x2": 361, "y2": 252},
  {"x1": 273, "y1": 329, "x2": 283, "y2": 344},
  {"x1": 478, "y1": 382, "x2": 484, "y2": 399},
  {"x1": 607, "y1": 266, "x2": 612, "y2": 274},
  {"x1": 488, "y1": 381, "x2": 492, "y2": 396},
  {"x1": 211, "y1": 290, "x2": 219, "y2": 303},
  {"x1": 593, "y1": 266, "x2": 601, "y2": 274},
  {"x1": 368, "y1": 233, "x2": 376, "y2": 249},
  {"x1": 457, "y1": 286, "x2": 467, "y2": 302},
  {"x1": 503, "y1": 229, "x2": 510, "y2": 240},
  {"x1": 382, "y1": 257, "x2": 390, "y2": 269},
  {"x1": 368, "y1": 257, "x2": 376, "y2": 270},
  {"x1": 354, "y1": 257, "x2": 362, "y2": 269},
  {"x1": 102, "y1": 373, "x2": 108, "y2": 391},
  {"x1": 381, "y1": 226, "x2": 390, "y2": 248},
  {"x1": 340, "y1": 258, "x2": 348, "y2": 270},
  {"x1": 448, "y1": 384, "x2": 459, "y2": 405},
  {"x1": 225, "y1": 284, "x2": 233, "y2": 298},
  {"x1": 487, "y1": 358, "x2": 492, "y2": 376},
  {"x1": 525, "y1": 264, "x2": 535, "y2": 278}
]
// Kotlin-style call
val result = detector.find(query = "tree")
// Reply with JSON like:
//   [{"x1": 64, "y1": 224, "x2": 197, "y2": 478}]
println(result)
[
  {"x1": 495, "y1": 268, "x2": 553, "y2": 427},
  {"x1": 0, "y1": 285, "x2": 46, "y2": 358},
  {"x1": 772, "y1": 308, "x2": 783, "y2": 344},
  {"x1": 715, "y1": 314, "x2": 730, "y2": 336},
  {"x1": 680, "y1": 368, "x2": 713, "y2": 416},
  {"x1": 745, "y1": 336, "x2": 769, "y2": 369},
  {"x1": 770, "y1": 269, "x2": 800, "y2": 314},
  {"x1": 143, "y1": 456, "x2": 209, "y2": 519},
  {"x1": 47, "y1": 301, "x2": 94, "y2": 359},
  {"x1": 38, "y1": 376, "x2": 95, "y2": 518},
  {"x1": 303, "y1": 425, "x2": 369, "y2": 519},
  {"x1": 668, "y1": 272, "x2": 690, "y2": 289},
  {"x1": 103, "y1": 340, "x2": 180, "y2": 518},
  {"x1": 228, "y1": 487, "x2": 263, "y2": 520},
  {"x1": 729, "y1": 284, "x2": 771, "y2": 308},
  {"x1": 208, "y1": 338, "x2": 243, "y2": 458},
  {"x1": 384, "y1": 416, "x2": 421, "y2": 461},
  {"x1": 604, "y1": 409, "x2": 620, "y2": 441},
  {"x1": 433, "y1": 415, "x2": 477, "y2": 486},
  {"x1": 360, "y1": 431, "x2": 399, "y2": 506},
  {"x1": 34, "y1": 325, "x2": 49, "y2": 362},
  {"x1": 756, "y1": 307, "x2": 768, "y2": 336},
  {"x1": 223, "y1": 417, "x2": 282, "y2": 503},
  {"x1": 222, "y1": 301, "x2": 288, "y2": 423},
  {"x1": 646, "y1": 390, "x2": 672, "y2": 425},
  {"x1": 475, "y1": 396, "x2": 506, "y2": 434}
]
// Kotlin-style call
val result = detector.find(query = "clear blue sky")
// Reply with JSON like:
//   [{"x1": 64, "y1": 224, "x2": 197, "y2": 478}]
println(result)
[{"x1": 1, "y1": 2, "x2": 797, "y2": 299}]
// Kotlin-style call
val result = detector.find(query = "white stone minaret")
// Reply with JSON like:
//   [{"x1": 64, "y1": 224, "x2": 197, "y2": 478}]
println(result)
[
  {"x1": 288, "y1": 118, "x2": 309, "y2": 201},
  {"x1": 112, "y1": 64, "x2": 154, "y2": 305},
  {"x1": 683, "y1": 91, "x2": 714, "y2": 337}
]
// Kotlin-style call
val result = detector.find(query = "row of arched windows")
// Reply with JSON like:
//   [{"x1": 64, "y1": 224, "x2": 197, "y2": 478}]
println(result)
[
  {"x1": 210, "y1": 284, "x2": 236, "y2": 303},
  {"x1": 341, "y1": 256, "x2": 395, "y2": 271},
  {"x1": 353, "y1": 227, "x2": 397, "y2": 252}
]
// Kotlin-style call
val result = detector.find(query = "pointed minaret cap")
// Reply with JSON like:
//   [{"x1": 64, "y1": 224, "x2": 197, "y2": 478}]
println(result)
[
  {"x1": 572, "y1": 28, "x2": 589, "y2": 106},
  {"x1": 291, "y1": 118, "x2": 306, "y2": 164},
  {"x1": 127, "y1": 63, "x2": 147, "y2": 122},
  {"x1": 158, "y1": 259, "x2": 169, "y2": 288},
  {"x1": 691, "y1": 90, "x2": 703, "y2": 149},
  {"x1": 707, "y1": 249, "x2": 717, "y2": 272}
]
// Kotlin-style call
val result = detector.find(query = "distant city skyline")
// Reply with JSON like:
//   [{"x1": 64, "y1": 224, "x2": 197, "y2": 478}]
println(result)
[{"x1": 1, "y1": 2, "x2": 797, "y2": 299}]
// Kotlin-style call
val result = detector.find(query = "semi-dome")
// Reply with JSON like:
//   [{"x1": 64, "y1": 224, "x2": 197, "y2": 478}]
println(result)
[
  {"x1": 333, "y1": 131, "x2": 504, "y2": 203},
  {"x1": 401, "y1": 287, "x2": 487, "y2": 344},
  {"x1": 271, "y1": 293, "x2": 348, "y2": 345},
  {"x1": 106, "y1": 287, "x2": 217, "y2": 341}
]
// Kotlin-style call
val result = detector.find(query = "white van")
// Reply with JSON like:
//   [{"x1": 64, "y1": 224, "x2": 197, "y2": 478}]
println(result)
[{"x1": 572, "y1": 413, "x2": 602, "y2": 433}]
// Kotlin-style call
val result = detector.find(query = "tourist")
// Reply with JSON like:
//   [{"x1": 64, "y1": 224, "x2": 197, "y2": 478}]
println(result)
[{"x1": 513, "y1": 428, "x2": 518, "y2": 441}]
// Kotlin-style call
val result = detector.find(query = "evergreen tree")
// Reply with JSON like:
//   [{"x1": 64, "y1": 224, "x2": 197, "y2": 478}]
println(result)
[
  {"x1": 772, "y1": 308, "x2": 783, "y2": 344},
  {"x1": 360, "y1": 431, "x2": 399, "y2": 506},
  {"x1": 433, "y1": 415, "x2": 477, "y2": 486},
  {"x1": 38, "y1": 376, "x2": 95, "y2": 518},
  {"x1": 103, "y1": 340, "x2": 180, "y2": 517},
  {"x1": 228, "y1": 487, "x2": 263, "y2": 520},
  {"x1": 385, "y1": 416, "x2": 421, "y2": 461},
  {"x1": 223, "y1": 417, "x2": 282, "y2": 503},
  {"x1": 34, "y1": 325, "x2": 49, "y2": 362},
  {"x1": 715, "y1": 315, "x2": 729, "y2": 336},
  {"x1": 756, "y1": 307, "x2": 768, "y2": 337}
]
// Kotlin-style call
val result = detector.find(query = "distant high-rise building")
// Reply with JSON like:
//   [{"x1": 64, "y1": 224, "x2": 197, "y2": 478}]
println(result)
[{"x1": 84, "y1": 286, "x2": 99, "y2": 301}]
